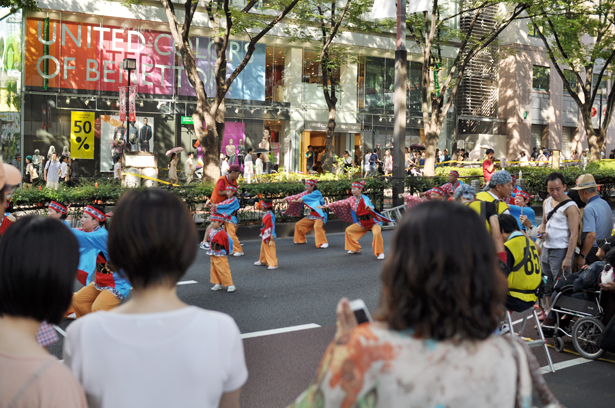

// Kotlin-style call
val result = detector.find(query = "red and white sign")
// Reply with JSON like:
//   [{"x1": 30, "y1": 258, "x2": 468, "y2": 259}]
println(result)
[
  {"x1": 591, "y1": 107, "x2": 597, "y2": 117},
  {"x1": 129, "y1": 85, "x2": 137, "y2": 122},
  {"x1": 119, "y1": 86, "x2": 126, "y2": 121}
]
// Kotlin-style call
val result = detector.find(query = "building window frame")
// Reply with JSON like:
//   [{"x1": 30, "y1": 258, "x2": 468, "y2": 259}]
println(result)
[{"x1": 533, "y1": 65, "x2": 550, "y2": 92}]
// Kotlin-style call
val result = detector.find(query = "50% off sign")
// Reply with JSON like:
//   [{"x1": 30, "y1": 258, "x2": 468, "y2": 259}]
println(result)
[{"x1": 70, "y1": 112, "x2": 95, "y2": 159}]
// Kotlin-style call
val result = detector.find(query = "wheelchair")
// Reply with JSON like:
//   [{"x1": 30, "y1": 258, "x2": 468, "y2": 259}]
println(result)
[{"x1": 543, "y1": 285, "x2": 606, "y2": 360}]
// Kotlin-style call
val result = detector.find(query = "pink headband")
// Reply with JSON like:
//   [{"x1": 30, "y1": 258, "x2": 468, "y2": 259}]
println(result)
[{"x1": 84, "y1": 205, "x2": 105, "y2": 222}]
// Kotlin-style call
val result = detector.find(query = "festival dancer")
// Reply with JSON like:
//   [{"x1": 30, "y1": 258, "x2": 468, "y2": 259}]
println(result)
[
  {"x1": 322, "y1": 180, "x2": 391, "y2": 260},
  {"x1": 404, "y1": 186, "x2": 445, "y2": 209},
  {"x1": 254, "y1": 199, "x2": 278, "y2": 269},
  {"x1": 440, "y1": 170, "x2": 464, "y2": 198},
  {"x1": 67, "y1": 205, "x2": 131, "y2": 317},
  {"x1": 47, "y1": 201, "x2": 68, "y2": 220},
  {"x1": 506, "y1": 175, "x2": 524, "y2": 204},
  {"x1": 210, "y1": 184, "x2": 244, "y2": 256},
  {"x1": 209, "y1": 213, "x2": 236, "y2": 293},
  {"x1": 283, "y1": 179, "x2": 328, "y2": 248},
  {"x1": 509, "y1": 191, "x2": 538, "y2": 235}
]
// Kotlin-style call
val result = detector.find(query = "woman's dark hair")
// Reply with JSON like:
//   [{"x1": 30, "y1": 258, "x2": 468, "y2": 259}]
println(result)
[
  {"x1": 0, "y1": 216, "x2": 79, "y2": 324},
  {"x1": 109, "y1": 189, "x2": 197, "y2": 289},
  {"x1": 378, "y1": 201, "x2": 507, "y2": 340},
  {"x1": 248, "y1": 148, "x2": 253, "y2": 153},
  {"x1": 170, "y1": 152, "x2": 177, "y2": 160},
  {"x1": 499, "y1": 213, "x2": 520, "y2": 234},
  {"x1": 546, "y1": 172, "x2": 566, "y2": 187}
]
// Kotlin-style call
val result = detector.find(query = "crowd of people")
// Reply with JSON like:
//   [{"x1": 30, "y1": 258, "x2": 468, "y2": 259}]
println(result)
[{"x1": 3, "y1": 141, "x2": 615, "y2": 407}]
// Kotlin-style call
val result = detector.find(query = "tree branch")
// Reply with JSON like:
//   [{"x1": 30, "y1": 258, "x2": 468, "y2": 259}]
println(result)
[{"x1": 242, "y1": 0, "x2": 258, "y2": 13}]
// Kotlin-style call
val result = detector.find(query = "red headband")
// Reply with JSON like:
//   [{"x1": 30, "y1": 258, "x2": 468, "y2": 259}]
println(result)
[
  {"x1": 430, "y1": 187, "x2": 445, "y2": 196},
  {"x1": 210, "y1": 213, "x2": 226, "y2": 223},
  {"x1": 84, "y1": 205, "x2": 106, "y2": 222},
  {"x1": 352, "y1": 181, "x2": 365, "y2": 189},
  {"x1": 49, "y1": 201, "x2": 67, "y2": 214},
  {"x1": 306, "y1": 179, "x2": 318, "y2": 187},
  {"x1": 449, "y1": 170, "x2": 459, "y2": 177},
  {"x1": 261, "y1": 201, "x2": 273, "y2": 209},
  {"x1": 517, "y1": 191, "x2": 531, "y2": 201},
  {"x1": 226, "y1": 185, "x2": 238, "y2": 192}
]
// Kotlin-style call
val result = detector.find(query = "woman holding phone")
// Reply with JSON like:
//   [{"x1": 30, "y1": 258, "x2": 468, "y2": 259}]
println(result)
[{"x1": 288, "y1": 201, "x2": 561, "y2": 408}]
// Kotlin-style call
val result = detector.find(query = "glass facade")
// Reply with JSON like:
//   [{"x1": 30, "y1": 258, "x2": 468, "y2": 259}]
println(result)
[{"x1": 19, "y1": 9, "x2": 455, "y2": 175}]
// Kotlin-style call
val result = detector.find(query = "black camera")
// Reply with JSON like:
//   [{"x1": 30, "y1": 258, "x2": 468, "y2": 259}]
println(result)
[{"x1": 239, "y1": 188, "x2": 259, "y2": 207}]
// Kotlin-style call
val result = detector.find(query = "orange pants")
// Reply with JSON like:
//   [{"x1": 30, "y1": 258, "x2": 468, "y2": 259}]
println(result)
[
  {"x1": 259, "y1": 240, "x2": 278, "y2": 267},
  {"x1": 294, "y1": 218, "x2": 328, "y2": 248},
  {"x1": 72, "y1": 283, "x2": 121, "y2": 318},
  {"x1": 211, "y1": 256, "x2": 233, "y2": 286},
  {"x1": 345, "y1": 223, "x2": 384, "y2": 256},
  {"x1": 224, "y1": 222, "x2": 243, "y2": 254}
]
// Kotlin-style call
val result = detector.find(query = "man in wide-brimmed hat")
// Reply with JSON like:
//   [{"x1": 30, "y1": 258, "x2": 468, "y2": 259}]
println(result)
[{"x1": 572, "y1": 174, "x2": 613, "y2": 267}]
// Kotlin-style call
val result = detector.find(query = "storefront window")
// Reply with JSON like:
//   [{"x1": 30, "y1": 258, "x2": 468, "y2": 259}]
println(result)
[
  {"x1": 0, "y1": 8, "x2": 22, "y2": 163},
  {"x1": 265, "y1": 45, "x2": 287, "y2": 102},
  {"x1": 302, "y1": 50, "x2": 340, "y2": 84},
  {"x1": 360, "y1": 57, "x2": 422, "y2": 112}
]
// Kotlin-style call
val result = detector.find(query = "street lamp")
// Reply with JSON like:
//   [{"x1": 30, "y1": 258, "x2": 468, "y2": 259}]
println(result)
[{"x1": 122, "y1": 58, "x2": 137, "y2": 136}]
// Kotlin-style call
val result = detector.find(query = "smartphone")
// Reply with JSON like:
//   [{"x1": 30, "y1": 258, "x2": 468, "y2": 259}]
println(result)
[{"x1": 349, "y1": 299, "x2": 373, "y2": 324}]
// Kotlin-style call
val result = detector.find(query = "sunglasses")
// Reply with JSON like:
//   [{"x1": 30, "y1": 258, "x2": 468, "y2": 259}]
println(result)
[{"x1": 3, "y1": 184, "x2": 17, "y2": 200}]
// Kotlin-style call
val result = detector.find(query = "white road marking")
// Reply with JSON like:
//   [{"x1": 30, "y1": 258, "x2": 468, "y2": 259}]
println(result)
[
  {"x1": 53, "y1": 325, "x2": 67, "y2": 337},
  {"x1": 241, "y1": 323, "x2": 321, "y2": 339},
  {"x1": 540, "y1": 357, "x2": 593, "y2": 374},
  {"x1": 177, "y1": 280, "x2": 198, "y2": 285}
]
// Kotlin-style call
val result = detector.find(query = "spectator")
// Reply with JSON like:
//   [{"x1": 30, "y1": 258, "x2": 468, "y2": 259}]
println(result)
[
  {"x1": 64, "y1": 189, "x2": 247, "y2": 408},
  {"x1": 255, "y1": 152, "x2": 263, "y2": 178},
  {"x1": 113, "y1": 156, "x2": 122, "y2": 180},
  {"x1": 610, "y1": 150, "x2": 615, "y2": 160},
  {"x1": 369, "y1": 149, "x2": 379, "y2": 176},
  {"x1": 184, "y1": 151, "x2": 194, "y2": 184},
  {"x1": 289, "y1": 201, "x2": 560, "y2": 407},
  {"x1": 306, "y1": 145, "x2": 315, "y2": 171},
  {"x1": 168, "y1": 152, "x2": 178, "y2": 185},
  {"x1": 23, "y1": 155, "x2": 36, "y2": 190},
  {"x1": 538, "y1": 172, "x2": 579, "y2": 309},
  {"x1": 0, "y1": 216, "x2": 87, "y2": 408},
  {"x1": 532, "y1": 147, "x2": 538, "y2": 161},
  {"x1": 383, "y1": 149, "x2": 392, "y2": 175},
  {"x1": 221, "y1": 155, "x2": 230, "y2": 176},
  {"x1": 537, "y1": 149, "x2": 547, "y2": 166},
  {"x1": 572, "y1": 174, "x2": 613, "y2": 267},
  {"x1": 60, "y1": 156, "x2": 69, "y2": 182},
  {"x1": 363, "y1": 149, "x2": 371, "y2": 177},
  {"x1": 244, "y1": 148, "x2": 254, "y2": 183},
  {"x1": 518, "y1": 150, "x2": 529, "y2": 166},
  {"x1": 44, "y1": 153, "x2": 61, "y2": 190},
  {"x1": 11, "y1": 152, "x2": 20, "y2": 168},
  {"x1": 419, "y1": 151, "x2": 426, "y2": 166},
  {"x1": 482, "y1": 148, "x2": 495, "y2": 182},
  {"x1": 343, "y1": 150, "x2": 354, "y2": 174},
  {"x1": 443, "y1": 148, "x2": 451, "y2": 165}
]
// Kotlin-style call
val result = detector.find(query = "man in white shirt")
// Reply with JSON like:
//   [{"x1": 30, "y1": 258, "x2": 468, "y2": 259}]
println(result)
[
  {"x1": 60, "y1": 156, "x2": 68, "y2": 182},
  {"x1": 185, "y1": 152, "x2": 194, "y2": 184},
  {"x1": 44, "y1": 153, "x2": 61, "y2": 190}
]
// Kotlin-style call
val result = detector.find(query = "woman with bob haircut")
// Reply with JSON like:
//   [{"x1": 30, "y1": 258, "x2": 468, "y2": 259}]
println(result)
[
  {"x1": 0, "y1": 216, "x2": 87, "y2": 407},
  {"x1": 64, "y1": 189, "x2": 248, "y2": 408},
  {"x1": 289, "y1": 201, "x2": 561, "y2": 408}
]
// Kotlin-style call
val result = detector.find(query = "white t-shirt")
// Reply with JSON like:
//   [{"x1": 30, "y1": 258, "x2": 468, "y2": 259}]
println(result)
[
  {"x1": 113, "y1": 162, "x2": 121, "y2": 179},
  {"x1": 63, "y1": 306, "x2": 248, "y2": 408},
  {"x1": 60, "y1": 162, "x2": 68, "y2": 178},
  {"x1": 185, "y1": 158, "x2": 194, "y2": 175}
]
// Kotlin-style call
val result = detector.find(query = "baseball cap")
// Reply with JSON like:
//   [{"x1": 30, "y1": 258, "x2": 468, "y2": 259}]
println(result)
[
  {"x1": 571, "y1": 174, "x2": 598, "y2": 190},
  {"x1": 228, "y1": 164, "x2": 241, "y2": 172},
  {"x1": 0, "y1": 156, "x2": 22, "y2": 190}
]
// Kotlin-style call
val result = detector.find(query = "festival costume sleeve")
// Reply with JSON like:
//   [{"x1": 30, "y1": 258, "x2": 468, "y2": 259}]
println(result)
[
  {"x1": 260, "y1": 212, "x2": 276, "y2": 243},
  {"x1": 215, "y1": 197, "x2": 241, "y2": 224},
  {"x1": 68, "y1": 228, "x2": 109, "y2": 286},
  {"x1": 302, "y1": 190, "x2": 328, "y2": 223},
  {"x1": 326, "y1": 197, "x2": 356, "y2": 224},
  {"x1": 357, "y1": 196, "x2": 393, "y2": 226},
  {"x1": 283, "y1": 191, "x2": 309, "y2": 217},
  {"x1": 405, "y1": 195, "x2": 427, "y2": 209},
  {"x1": 212, "y1": 230, "x2": 232, "y2": 255}
]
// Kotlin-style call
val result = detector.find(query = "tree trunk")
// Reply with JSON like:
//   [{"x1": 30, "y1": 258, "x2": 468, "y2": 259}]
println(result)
[
  {"x1": 324, "y1": 108, "x2": 336, "y2": 172},
  {"x1": 580, "y1": 109, "x2": 604, "y2": 161},
  {"x1": 423, "y1": 120, "x2": 440, "y2": 176}
]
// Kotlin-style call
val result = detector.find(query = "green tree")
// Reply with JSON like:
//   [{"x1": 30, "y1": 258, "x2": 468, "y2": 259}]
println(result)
[
  {"x1": 528, "y1": 0, "x2": 615, "y2": 161},
  {"x1": 408, "y1": 0, "x2": 526, "y2": 176},
  {"x1": 124, "y1": 0, "x2": 301, "y2": 181},
  {"x1": 0, "y1": 0, "x2": 38, "y2": 14},
  {"x1": 285, "y1": 0, "x2": 380, "y2": 172}
]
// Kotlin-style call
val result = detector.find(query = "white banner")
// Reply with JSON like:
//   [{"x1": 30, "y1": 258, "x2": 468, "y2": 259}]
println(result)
[
  {"x1": 408, "y1": 0, "x2": 431, "y2": 13},
  {"x1": 371, "y1": 0, "x2": 396, "y2": 19}
]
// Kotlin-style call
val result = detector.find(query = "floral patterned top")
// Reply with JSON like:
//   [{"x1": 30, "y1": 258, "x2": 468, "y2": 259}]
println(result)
[{"x1": 288, "y1": 323, "x2": 534, "y2": 408}]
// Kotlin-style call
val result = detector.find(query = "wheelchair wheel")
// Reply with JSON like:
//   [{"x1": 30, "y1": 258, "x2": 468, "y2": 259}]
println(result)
[
  {"x1": 553, "y1": 336, "x2": 565, "y2": 353},
  {"x1": 572, "y1": 317, "x2": 606, "y2": 360}
]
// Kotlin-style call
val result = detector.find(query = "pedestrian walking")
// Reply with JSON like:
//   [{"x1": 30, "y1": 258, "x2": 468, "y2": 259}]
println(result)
[
  {"x1": 23, "y1": 155, "x2": 36, "y2": 189},
  {"x1": 168, "y1": 152, "x2": 178, "y2": 184},
  {"x1": 208, "y1": 213, "x2": 237, "y2": 292},
  {"x1": 323, "y1": 180, "x2": 391, "y2": 260},
  {"x1": 243, "y1": 148, "x2": 254, "y2": 183},
  {"x1": 284, "y1": 179, "x2": 328, "y2": 248},
  {"x1": 221, "y1": 155, "x2": 230, "y2": 175},
  {"x1": 383, "y1": 149, "x2": 393, "y2": 175},
  {"x1": 44, "y1": 152, "x2": 61, "y2": 190},
  {"x1": 184, "y1": 151, "x2": 194, "y2": 184},
  {"x1": 0, "y1": 216, "x2": 88, "y2": 408},
  {"x1": 63, "y1": 189, "x2": 247, "y2": 408},
  {"x1": 306, "y1": 145, "x2": 315, "y2": 172},
  {"x1": 363, "y1": 149, "x2": 371, "y2": 177},
  {"x1": 113, "y1": 156, "x2": 121, "y2": 180},
  {"x1": 254, "y1": 199, "x2": 278, "y2": 269}
]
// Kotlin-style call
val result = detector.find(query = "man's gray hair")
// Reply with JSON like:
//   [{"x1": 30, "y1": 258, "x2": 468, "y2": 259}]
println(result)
[
  {"x1": 454, "y1": 184, "x2": 476, "y2": 201},
  {"x1": 489, "y1": 170, "x2": 513, "y2": 189}
]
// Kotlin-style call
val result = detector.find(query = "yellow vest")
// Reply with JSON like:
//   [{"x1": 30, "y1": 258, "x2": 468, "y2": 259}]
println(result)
[
  {"x1": 467, "y1": 192, "x2": 510, "y2": 233},
  {"x1": 505, "y1": 234, "x2": 541, "y2": 303}
]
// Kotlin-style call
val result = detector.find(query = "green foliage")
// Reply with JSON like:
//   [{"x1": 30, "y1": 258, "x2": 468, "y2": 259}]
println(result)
[{"x1": 0, "y1": 0, "x2": 39, "y2": 13}]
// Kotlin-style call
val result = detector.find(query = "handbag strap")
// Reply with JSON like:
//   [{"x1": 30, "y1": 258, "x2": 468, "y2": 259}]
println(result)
[
  {"x1": 8, "y1": 359, "x2": 56, "y2": 408},
  {"x1": 546, "y1": 198, "x2": 572, "y2": 223}
]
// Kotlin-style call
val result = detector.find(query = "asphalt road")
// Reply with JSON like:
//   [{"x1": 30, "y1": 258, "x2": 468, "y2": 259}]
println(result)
[{"x1": 47, "y1": 229, "x2": 614, "y2": 408}]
